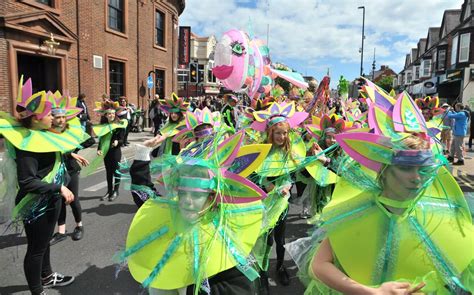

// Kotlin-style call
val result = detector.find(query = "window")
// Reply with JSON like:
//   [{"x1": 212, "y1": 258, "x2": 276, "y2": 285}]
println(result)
[
  {"x1": 155, "y1": 10, "x2": 165, "y2": 47},
  {"x1": 451, "y1": 35, "x2": 458, "y2": 65},
  {"x1": 438, "y1": 49, "x2": 446, "y2": 70},
  {"x1": 37, "y1": 0, "x2": 52, "y2": 5},
  {"x1": 109, "y1": 60, "x2": 125, "y2": 99},
  {"x1": 178, "y1": 69, "x2": 189, "y2": 83},
  {"x1": 422, "y1": 60, "x2": 431, "y2": 77},
  {"x1": 414, "y1": 65, "x2": 420, "y2": 80},
  {"x1": 108, "y1": 0, "x2": 124, "y2": 32},
  {"x1": 459, "y1": 33, "x2": 470, "y2": 62},
  {"x1": 406, "y1": 71, "x2": 412, "y2": 84},
  {"x1": 155, "y1": 69, "x2": 165, "y2": 99}
]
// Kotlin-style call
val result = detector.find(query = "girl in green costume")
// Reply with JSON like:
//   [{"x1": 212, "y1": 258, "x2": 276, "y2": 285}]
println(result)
[
  {"x1": 81, "y1": 101, "x2": 128, "y2": 201},
  {"x1": 146, "y1": 93, "x2": 188, "y2": 157},
  {"x1": 294, "y1": 80, "x2": 473, "y2": 295},
  {"x1": 250, "y1": 101, "x2": 308, "y2": 288},
  {"x1": 0, "y1": 78, "x2": 86, "y2": 294},
  {"x1": 118, "y1": 131, "x2": 272, "y2": 295}
]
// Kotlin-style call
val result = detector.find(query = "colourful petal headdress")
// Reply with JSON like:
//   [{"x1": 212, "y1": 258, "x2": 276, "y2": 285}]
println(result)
[
  {"x1": 159, "y1": 93, "x2": 190, "y2": 114},
  {"x1": 16, "y1": 76, "x2": 52, "y2": 120},
  {"x1": 250, "y1": 101, "x2": 308, "y2": 132},
  {"x1": 336, "y1": 79, "x2": 439, "y2": 173},
  {"x1": 93, "y1": 100, "x2": 125, "y2": 114},
  {"x1": 414, "y1": 96, "x2": 444, "y2": 117},
  {"x1": 173, "y1": 107, "x2": 222, "y2": 141},
  {"x1": 48, "y1": 91, "x2": 83, "y2": 120},
  {"x1": 305, "y1": 114, "x2": 353, "y2": 141},
  {"x1": 159, "y1": 131, "x2": 271, "y2": 203}
]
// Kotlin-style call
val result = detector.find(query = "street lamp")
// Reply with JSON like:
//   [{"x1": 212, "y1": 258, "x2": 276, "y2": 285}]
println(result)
[{"x1": 358, "y1": 6, "x2": 365, "y2": 77}]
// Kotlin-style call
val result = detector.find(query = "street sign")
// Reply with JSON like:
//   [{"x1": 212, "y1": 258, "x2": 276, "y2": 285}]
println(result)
[{"x1": 147, "y1": 75, "x2": 154, "y2": 89}]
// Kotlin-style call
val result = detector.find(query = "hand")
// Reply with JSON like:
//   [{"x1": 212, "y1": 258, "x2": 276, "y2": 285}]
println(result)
[
  {"x1": 280, "y1": 185, "x2": 291, "y2": 196},
  {"x1": 310, "y1": 142, "x2": 323, "y2": 156},
  {"x1": 60, "y1": 185, "x2": 74, "y2": 205},
  {"x1": 112, "y1": 140, "x2": 118, "y2": 147},
  {"x1": 372, "y1": 281, "x2": 424, "y2": 295},
  {"x1": 71, "y1": 153, "x2": 89, "y2": 167},
  {"x1": 97, "y1": 150, "x2": 102, "y2": 156},
  {"x1": 144, "y1": 135, "x2": 164, "y2": 147}
]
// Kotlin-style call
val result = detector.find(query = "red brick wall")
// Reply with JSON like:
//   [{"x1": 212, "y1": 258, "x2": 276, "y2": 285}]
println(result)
[{"x1": 0, "y1": 0, "x2": 181, "y2": 121}]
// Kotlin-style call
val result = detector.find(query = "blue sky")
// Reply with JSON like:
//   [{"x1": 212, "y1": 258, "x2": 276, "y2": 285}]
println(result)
[{"x1": 180, "y1": 0, "x2": 464, "y2": 87}]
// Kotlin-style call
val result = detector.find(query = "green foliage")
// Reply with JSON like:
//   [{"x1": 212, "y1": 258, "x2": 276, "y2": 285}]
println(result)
[{"x1": 375, "y1": 76, "x2": 395, "y2": 92}]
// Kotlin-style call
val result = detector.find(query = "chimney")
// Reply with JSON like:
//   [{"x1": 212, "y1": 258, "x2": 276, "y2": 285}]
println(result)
[{"x1": 381, "y1": 65, "x2": 388, "y2": 71}]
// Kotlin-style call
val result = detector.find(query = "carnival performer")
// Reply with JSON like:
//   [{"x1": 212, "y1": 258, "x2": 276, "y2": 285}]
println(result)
[
  {"x1": 117, "y1": 131, "x2": 271, "y2": 295},
  {"x1": 221, "y1": 94, "x2": 238, "y2": 128},
  {"x1": 173, "y1": 106, "x2": 232, "y2": 158},
  {"x1": 48, "y1": 94, "x2": 92, "y2": 245},
  {"x1": 301, "y1": 114, "x2": 350, "y2": 218},
  {"x1": 81, "y1": 101, "x2": 127, "y2": 201},
  {"x1": 147, "y1": 93, "x2": 188, "y2": 157},
  {"x1": 294, "y1": 81, "x2": 473, "y2": 294},
  {"x1": 0, "y1": 78, "x2": 89, "y2": 294},
  {"x1": 250, "y1": 101, "x2": 308, "y2": 288}
]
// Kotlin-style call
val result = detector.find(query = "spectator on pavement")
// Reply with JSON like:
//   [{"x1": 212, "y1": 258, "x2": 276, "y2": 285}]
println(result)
[{"x1": 447, "y1": 102, "x2": 470, "y2": 165}]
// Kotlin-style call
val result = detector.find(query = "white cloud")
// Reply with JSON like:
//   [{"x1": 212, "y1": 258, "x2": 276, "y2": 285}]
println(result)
[{"x1": 180, "y1": 0, "x2": 465, "y2": 78}]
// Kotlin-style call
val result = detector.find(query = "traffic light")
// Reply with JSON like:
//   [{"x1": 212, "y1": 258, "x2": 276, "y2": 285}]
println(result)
[
  {"x1": 198, "y1": 65, "x2": 204, "y2": 83},
  {"x1": 190, "y1": 63, "x2": 197, "y2": 83}
]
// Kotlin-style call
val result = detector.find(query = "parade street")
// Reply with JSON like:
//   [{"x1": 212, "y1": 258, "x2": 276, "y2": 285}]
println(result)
[{"x1": 1, "y1": 130, "x2": 473, "y2": 295}]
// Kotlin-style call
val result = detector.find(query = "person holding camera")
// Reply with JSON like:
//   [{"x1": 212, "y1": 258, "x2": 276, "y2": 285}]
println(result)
[{"x1": 447, "y1": 102, "x2": 470, "y2": 165}]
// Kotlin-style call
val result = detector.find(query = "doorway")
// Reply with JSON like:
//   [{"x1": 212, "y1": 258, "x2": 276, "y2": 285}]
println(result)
[{"x1": 17, "y1": 52, "x2": 61, "y2": 93}]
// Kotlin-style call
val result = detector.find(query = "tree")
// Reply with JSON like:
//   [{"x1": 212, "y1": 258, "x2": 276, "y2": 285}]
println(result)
[{"x1": 375, "y1": 76, "x2": 395, "y2": 92}]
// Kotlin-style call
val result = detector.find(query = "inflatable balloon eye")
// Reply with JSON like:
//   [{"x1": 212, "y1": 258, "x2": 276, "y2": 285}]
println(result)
[{"x1": 212, "y1": 29, "x2": 250, "y2": 92}]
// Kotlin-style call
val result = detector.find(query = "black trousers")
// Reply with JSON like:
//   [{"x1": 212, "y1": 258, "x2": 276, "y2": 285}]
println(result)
[
  {"x1": 57, "y1": 172, "x2": 82, "y2": 225},
  {"x1": 186, "y1": 267, "x2": 258, "y2": 295},
  {"x1": 266, "y1": 211, "x2": 287, "y2": 269},
  {"x1": 104, "y1": 147, "x2": 121, "y2": 194},
  {"x1": 123, "y1": 122, "x2": 131, "y2": 143},
  {"x1": 23, "y1": 198, "x2": 61, "y2": 294}
]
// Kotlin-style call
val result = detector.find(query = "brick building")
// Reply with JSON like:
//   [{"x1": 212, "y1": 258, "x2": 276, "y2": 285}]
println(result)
[{"x1": 0, "y1": 0, "x2": 185, "y2": 118}]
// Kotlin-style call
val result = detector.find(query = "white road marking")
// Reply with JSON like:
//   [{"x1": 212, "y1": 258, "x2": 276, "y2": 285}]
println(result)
[{"x1": 84, "y1": 181, "x2": 108, "y2": 192}]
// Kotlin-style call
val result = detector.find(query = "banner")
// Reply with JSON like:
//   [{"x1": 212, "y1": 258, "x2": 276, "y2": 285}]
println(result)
[{"x1": 178, "y1": 26, "x2": 191, "y2": 65}]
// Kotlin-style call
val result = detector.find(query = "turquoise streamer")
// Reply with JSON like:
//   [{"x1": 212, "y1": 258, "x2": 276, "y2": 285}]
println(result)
[
  {"x1": 212, "y1": 219, "x2": 259, "y2": 281},
  {"x1": 142, "y1": 235, "x2": 183, "y2": 288},
  {"x1": 193, "y1": 229, "x2": 200, "y2": 279},
  {"x1": 117, "y1": 226, "x2": 169, "y2": 262},
  {"x1": 224, "y1": 205, "x2": 264, "y2": 214},
  {"x1": 408, "y1": 216, "x2": 468, "y2": 293},
  {"x1": 379, "y1": 218, "x2": 395, "y2": 283}
]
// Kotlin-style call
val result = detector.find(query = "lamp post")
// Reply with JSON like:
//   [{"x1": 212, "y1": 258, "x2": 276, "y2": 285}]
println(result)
[{"x1": 358, "y1": 6, "x2": 365, "y2": 77}]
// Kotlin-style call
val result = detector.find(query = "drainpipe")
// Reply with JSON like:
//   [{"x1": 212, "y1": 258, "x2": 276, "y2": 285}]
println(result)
[
  {"x1": 75, "y1": 0, "x2": 81, "y2": 92},
  {"x1": 136, "y1": 0, "x2": 140, "y2": 109}
]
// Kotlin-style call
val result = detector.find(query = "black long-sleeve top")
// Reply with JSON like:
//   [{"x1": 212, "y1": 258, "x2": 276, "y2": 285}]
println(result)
[
  {"x1": 98, "y1": 127, "x2": 125, "y2": 151},
  {"x1": 15, "y1": 149, "x2": 62, "y2": 204},
  {"x1": 65, "y1": 137, "x2": 96, "y2": 174}
]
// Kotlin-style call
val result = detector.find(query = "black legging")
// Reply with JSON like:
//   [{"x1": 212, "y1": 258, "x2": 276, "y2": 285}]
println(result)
[
  {"x1": 123, "y1": 121, "x2": 131, "y2": 143},
  {"x1": 23, "y1": 199, "x2": 61, "y2": 294},
  {"x1": 266, "y1": 211, "x2": 287, "y2": 269},
  {"x1": 104, "y1": 147, "x2": 121, "y2": 194},
  {"x1": 57, "y1": 172, "x2": 81, "y2": 225}
]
